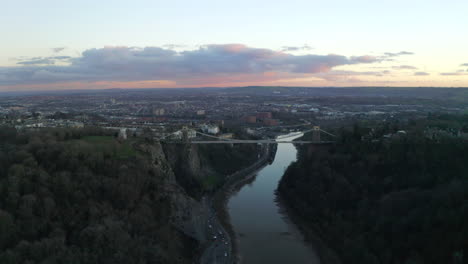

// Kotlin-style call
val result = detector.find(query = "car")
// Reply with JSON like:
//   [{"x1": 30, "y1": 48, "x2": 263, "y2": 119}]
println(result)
[{"x1": 224, "y1": 252, "x2": 228, "y2": 257}]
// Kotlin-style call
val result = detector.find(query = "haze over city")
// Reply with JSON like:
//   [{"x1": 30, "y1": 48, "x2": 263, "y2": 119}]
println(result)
[{"x1": 1, "y1": 0, "x2": 468, "y2": 91}]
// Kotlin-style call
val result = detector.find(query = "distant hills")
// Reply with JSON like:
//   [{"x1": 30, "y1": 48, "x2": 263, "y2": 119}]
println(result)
[
  {"x1": 1, "y1": 86, "x2": 468, "y2": 100},
  {"x1": 223, "y1": 86, "x2": 468, "y2": 99}
]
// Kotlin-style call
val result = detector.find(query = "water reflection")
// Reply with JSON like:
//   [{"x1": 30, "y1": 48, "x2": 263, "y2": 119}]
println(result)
[{"x1": 227, "y1": 134, "x2": 320, "y2": 264}]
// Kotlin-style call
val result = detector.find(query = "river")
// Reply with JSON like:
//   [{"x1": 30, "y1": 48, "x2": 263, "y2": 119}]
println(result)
[{"x1": 227, "y1": 133, "x2": 320, "y2": 264}]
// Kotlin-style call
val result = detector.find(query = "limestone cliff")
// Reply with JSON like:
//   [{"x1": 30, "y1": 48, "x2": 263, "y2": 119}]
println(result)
[{"x1": 162, "y1": 143, "x2": 262, "y2": 198}]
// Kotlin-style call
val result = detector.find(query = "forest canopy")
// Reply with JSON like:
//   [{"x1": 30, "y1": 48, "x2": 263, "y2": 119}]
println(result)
[
  {"x1": 279, "y1": 114, "x2": 468, "y2": 264},
  {"x1": 0, "y1": 127, "x2": 195, "y2": 264}
]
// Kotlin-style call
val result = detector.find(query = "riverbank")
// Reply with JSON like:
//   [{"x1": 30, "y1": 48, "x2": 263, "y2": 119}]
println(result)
[
  {"x1": 275, "y1": 193, "x2": 341, "y2": 264},
  {"x1": 274, "y1": 144, "x2": 341, "y2": 264},
  {"x1": 211, "y1": 143, "x2": 276, "y2": 263}
]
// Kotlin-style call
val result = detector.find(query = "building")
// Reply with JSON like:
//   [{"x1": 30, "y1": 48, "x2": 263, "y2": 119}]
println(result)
[
  {"x1": 196, "y1": 110, "x2": 206, "y2": 116},
  {"x1": 67, "y1": 121, "x2": 84, "y2": 128},
  {"x1": 263, "y1": 118, "x2": 278, "y2": 126},
  {"x1": 173, "y1": 131, "x2": 183, "y2": 140},
  {"x1": 153, "y1": 108, "x2": 165, "y2": 116},
  {"x1": 15, "y1": 122, "x2": 44, "y2": 130},
  {"x1": 219, "y1": 133, "x2": 234, "y2": 139},
  {"x1": 256, "y1": 112, "x2": 272, "y2": 119},
  {"x1": 245, "y1": 116, "x2": 257, "y2": 124},
  {"x1": 201, "y1": 124, "x2": 220, "y2": 134},
  {"x1": 245, "y1": 128, "x2": 256, "y2": 135},
  {"x1": 186, "y1": 129, "x2": 197, "y2": 139},
  {"x1": 309, "y1": 107, "x2": 320, "y2": 113},
  {"x1": 173, "y1": 128, "x2": 197, "y2": 141},
  {"x1": 118, "y1": 128, "x2": 127, "y2": 140}
]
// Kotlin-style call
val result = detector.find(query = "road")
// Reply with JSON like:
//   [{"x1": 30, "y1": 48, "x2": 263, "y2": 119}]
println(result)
[
  {"x1": 199, "y1": 143, "x2": 275, "y2": 264},
  {"x1": 199, "y1": 144, "x2": 270, "y2": 264},
  {"x1": 199, "y1": 198, "x2": 232, "y2": 264}
]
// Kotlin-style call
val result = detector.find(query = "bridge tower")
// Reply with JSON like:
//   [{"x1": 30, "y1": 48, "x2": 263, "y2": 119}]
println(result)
[
  {"x1": 312, "y1": 126, "x2": 320, "y2": 142},
  {"x1": 181, "y1": 126, "x2": 189, "y2": 142}
]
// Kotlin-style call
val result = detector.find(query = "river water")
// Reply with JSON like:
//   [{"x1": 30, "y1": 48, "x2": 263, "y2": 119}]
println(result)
[{"x1": 227, "y1": 134, "x2": 320, "y2": 264}]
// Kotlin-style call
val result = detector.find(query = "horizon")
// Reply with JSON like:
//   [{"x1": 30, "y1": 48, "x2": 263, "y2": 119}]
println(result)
[{"x1": 2, "y1": 85, "x2": 468, "y2": 97}]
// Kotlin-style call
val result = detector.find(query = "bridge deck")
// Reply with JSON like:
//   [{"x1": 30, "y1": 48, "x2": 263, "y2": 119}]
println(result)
[
  {"x1": 157, "y1": 126, "x2": 336, "y2": 144},
  {"x1": 163, "y1": 140, "x2": 335, "y2": 144}
]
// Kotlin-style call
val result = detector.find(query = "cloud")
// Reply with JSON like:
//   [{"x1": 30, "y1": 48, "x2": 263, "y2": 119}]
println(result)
[
  {"x1": 15, "y1": 56, "x2": 72, "y2": 66},
  {"x1": 51, "y1": 47, "x2": 66, "y2": 53},
  {"x1": 414, "y1": 71, "x2": 430, "y2": 76},
  {"x1": 440, "y1": 71, "x2": 468, "y2": 76},
  {"x1": 350, "y1": 55, "x2": 380, "y2": 63},
  {"x1": 281, "y1": 45, "x2": 313, "y2": 52},
  {"x1": 162, "y1": 44, "x2": 189, "y2": 49},
  {"x1": 316, "y1": 70, "x2": 391, "y2": 82},
  {"x1": 329, "y1": 70, "x2": 389, "y2": 76},
  {"x1": 0, "y1": 44, "x2": 379, "y2": 86},
  {"x1": 384, "y1": 51, "x2": 414, "y2": 57},
  {"x1": 51, "y1": 56, "x2": 71, "y2": 60},
  {"x1": 17, "y1": 59, "x2": 55, "y2": 65},
  {"x1": 392, "y1": 65, "x2": 418, "y2": 70}
]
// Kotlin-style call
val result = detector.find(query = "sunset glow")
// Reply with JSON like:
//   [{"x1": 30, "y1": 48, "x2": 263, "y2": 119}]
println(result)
[{"x1": 1, "y1": 0, "x2": 468, "y2": 91}]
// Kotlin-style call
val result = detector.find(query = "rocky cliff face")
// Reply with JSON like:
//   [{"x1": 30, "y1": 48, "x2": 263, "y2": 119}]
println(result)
[
  {"x1": 162, "y1": 144, "x2": 218, "y2": 198},
  {"x1": 132, "y1": 141, "x2": 264, "y2": 263},
  {"x1": 136, "y1": 142, "x2": 214, "y2": 259},
  {"x1": 162, "y1": 143, "x2": 263, "y2": 199},
  {"x1": 137, "y1": 142, "x2": 201, "y2": 221}
]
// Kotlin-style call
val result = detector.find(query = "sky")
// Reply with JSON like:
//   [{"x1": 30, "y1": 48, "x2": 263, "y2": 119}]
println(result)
[{"x1": 1, "y1": 0, "x2": 468, "y2": 91}]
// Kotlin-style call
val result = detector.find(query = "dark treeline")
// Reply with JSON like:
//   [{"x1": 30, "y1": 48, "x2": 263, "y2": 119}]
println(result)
[
  {"x1": 0, "y1": 127, "x2": 195, "y2": 264},
  {"x1": 279, "y1": 114, "x2": 468, "y2": 264}
]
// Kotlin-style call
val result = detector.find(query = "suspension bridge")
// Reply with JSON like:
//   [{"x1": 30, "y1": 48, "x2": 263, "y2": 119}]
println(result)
[{"x1": 156, "y1": 125, "x2": 336, "y2": 144}]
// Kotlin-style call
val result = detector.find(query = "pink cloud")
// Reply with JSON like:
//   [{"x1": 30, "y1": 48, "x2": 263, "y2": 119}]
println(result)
[{"x1": 0, "y1": 44, "x2": 380, "y2": 89}]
